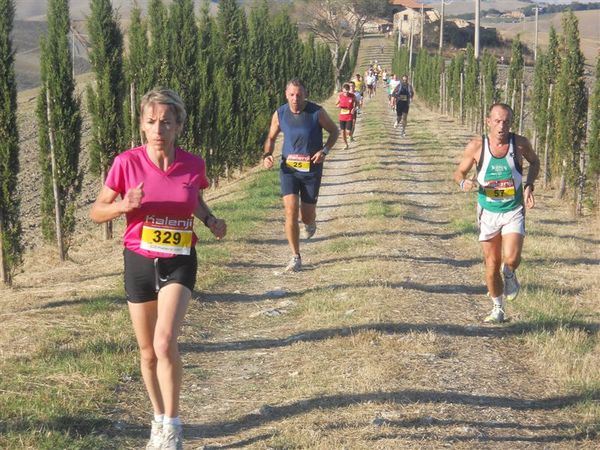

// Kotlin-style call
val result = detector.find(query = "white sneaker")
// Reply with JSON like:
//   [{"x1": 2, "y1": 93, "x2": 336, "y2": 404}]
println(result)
[
  {"x1": 393, "y1": 120, "x2": 398, "y2": 128},
  {"x1": 303, "y1": 221, "x2": 317, "y2": 239},
  {"x1": 145, "y1": 420, "x2": 163, "y2": 450},
  {"x1": 503, "y1": 265, "x2": 520, "y2": 301},
  {"x1": 285, "y1": 255, "x2": 302, "y2": 272},
  {"x1": 484, "y1": 306, "x2": 505, "y2": 323},
  {"x1": 162, "y1": 423, "x2": 183, "y2": 450}
]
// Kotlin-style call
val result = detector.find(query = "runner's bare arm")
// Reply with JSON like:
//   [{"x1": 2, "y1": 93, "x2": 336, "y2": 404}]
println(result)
[
  {"x1": 90, "y1": 182, "x2": 144, "y2": 223},
  {"x1": 312, "y1": 109, "x2": 340, "y2": 163},
  {"x1": 453, "y1": 137, "x2": 482, "y2": 191},
  {"x1": 517, "y1": 135, "x2": 540, "y2": 185},
  {"x1": 319, "y1": 108, "x2": 339, "y2": 148},
  {"x1": 194, "y1": 190, "x2": 226, "y2": 240},
  {"x1": 263, "y1": 111, "x2": 280, "y2": 169},
  {"x1": 517, "y1": 135, "x2": 540, "y2": 209}
]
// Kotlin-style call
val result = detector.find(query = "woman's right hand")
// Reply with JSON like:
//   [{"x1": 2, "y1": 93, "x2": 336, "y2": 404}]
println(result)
[{"x1": 121, "y1": 182, "x2": 144, "y2": 213}]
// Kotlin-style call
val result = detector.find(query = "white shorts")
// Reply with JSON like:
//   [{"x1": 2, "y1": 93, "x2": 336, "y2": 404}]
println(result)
[{"x1": 477, "y1": 205, "x2": 525, "y2": 241}]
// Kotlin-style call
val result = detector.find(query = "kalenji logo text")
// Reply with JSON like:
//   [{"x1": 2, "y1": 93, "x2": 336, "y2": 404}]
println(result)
[{"x1": 145, "y1": 215, "x2": 193, "y2": 229}]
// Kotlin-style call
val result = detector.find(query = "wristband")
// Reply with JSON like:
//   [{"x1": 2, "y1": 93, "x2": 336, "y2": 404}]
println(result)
[
  {"x1": 524, "y1": 183, "x2": 534, "y2": 192},
  {"x1": 322, "y1": 146, "x2": 330, "y2": 156},
  {"x1": 263, "y1": 152, "x2": 273, "y2": 159},
  {"x1": 203, "y1": 213, "x2": 215, "y2": 227},
  {"x1": 459, "y1": 179, "x2": 465, "y2": 191}
]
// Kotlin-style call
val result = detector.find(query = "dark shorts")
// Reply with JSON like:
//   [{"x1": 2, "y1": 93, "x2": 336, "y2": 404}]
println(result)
[
  {"x1": 280, "y1": 161, "x2": 323, "y2": 204},
  {"x1": 124, "y1": 247, "x2": 197, "y2": 303},
  {"x1": 396, "y1": 101, "x2": 410, "y2": 115},
  {"x1": 340, "y1": 120, "x2": 353, "y2": 131}
]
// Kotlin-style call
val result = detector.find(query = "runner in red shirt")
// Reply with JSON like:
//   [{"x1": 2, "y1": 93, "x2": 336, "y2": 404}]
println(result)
[{"x1": 336, "y1": 83, "x2": 356, "y2": 149}]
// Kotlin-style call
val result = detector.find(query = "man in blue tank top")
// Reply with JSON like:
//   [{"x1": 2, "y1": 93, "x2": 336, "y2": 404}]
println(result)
[
  {"x1": 263, "y1": 79, "x2": 339, "y2": 272},
  {"x1": 454, "y1": 103, "x2": 540, "y2": 323}
]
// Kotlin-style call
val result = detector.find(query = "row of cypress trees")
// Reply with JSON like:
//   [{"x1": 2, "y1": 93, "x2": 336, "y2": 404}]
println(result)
[
  {"x1": 392, "y1": 10, "x2": 599, "y2": 216},
  {"x1": 0, "y1": 0, "x2": 336, "y2": 284},
  {"x1": 0, "y1": 0, "x2": 21, "y2": 284}
]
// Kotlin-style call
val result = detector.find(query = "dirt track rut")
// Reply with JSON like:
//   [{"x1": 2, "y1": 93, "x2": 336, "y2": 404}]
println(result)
[{"x1": 115, "y1": 36, "x2": 597, "y2": 449}]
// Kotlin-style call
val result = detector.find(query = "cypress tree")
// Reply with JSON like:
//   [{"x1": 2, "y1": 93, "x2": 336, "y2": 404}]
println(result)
[
  {"x1": 547, "y1": 27, "x2": 561, "y2": 82},
  {"x1": 553, "y1": 11, "x2": 587, "y2": 210},
  {"x1": 215, "y1": 0, "x2": 248, "y2": 174},
  {"x1": 588, "y1": 55, "x2": 600, "y2": 209},
  {"x1": 148, "y1": 0, "x2": 170, "y2": 87},
  {"x1": 448, "y1": 52, "x2": 464, "y2": 119},
  {"x1": 543, "y1": 26, "x2": 561, "y2": 185},
  {"x1": 124, "y1": 4, "x2": 150, "y2": 147},
  {"x1": 464, "y1": 44, "x2": 479, "y2": 129},
  {"x1": 392, "y1": 46, "x2": 410, "y2": 79},
  {"x1": 247, "y1": 1, "x2": 274, "y2": 102},
  {"x1": 169, "y1": 0, "x2": 200, "y2": 152},
  {"x1": 506, "y1": 35, "x2": 524, "y2": 127},
  {"x1": 244, "y1": 0, "x2": 274, "y2": 163},
  {"x1": 271, "y1": 9, "x2": 303, "y2": 103},
  {"x1": 87, "y1": 0, "x2": 125, "y2": 240},
  {"x1": 0, "y1": 0, "x2": 22, "y2": 284},
  {"x1": 481, "y1": 49, "x2": 497, "y2": 111},
  {"x1": 36, "y1": 0, "x2": 82, "y2": 259},
  {"x1": 532, "y1": 50, "x2": 550, "y2": 152},
  {"x1": 299, "y1": 34, "x2": 317, "y2": 98},
  {"x1": 315, "y1": 41, "x2": 335, "y2": 100}
]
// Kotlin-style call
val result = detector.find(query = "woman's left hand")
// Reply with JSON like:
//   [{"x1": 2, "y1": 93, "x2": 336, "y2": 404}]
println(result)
[{"x1": 208, "y1": 217, "x2": 227, "y2": 240}]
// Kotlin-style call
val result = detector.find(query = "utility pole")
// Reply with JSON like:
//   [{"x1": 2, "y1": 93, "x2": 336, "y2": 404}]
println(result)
[
  {"x1": 474, "y1": 0, "x2": 480, "y2": 59},
  {"x1": 534, "y1": 5, "x2": 539, "y2": 61},
  {"x1": 409, "y1": 18, "x2": 415, "y2": 72},
  {"x1": 71, "y1": 28, "x2": 75, "y2": 79},
  {"x1": 439, "y1": 0, "x2": 445, "y2": 54},
  {"x1": 420, "y1": 3, "x2": 424, "y2": 49}
]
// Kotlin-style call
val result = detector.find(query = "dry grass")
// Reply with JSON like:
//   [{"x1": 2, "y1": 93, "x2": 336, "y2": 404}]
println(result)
[
  {"x1": 488, "y1": 10, "x2": 600, "y2": 66},
  {"x1": 2, "y1": 34, "x2": 600, "y2": 449}
]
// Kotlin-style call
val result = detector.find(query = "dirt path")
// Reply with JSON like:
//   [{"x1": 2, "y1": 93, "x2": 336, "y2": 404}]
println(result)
[
  {"x1": 113, "y1": 36, "x2": 596, "y2": 448},
  {"x1": 3, "y1": 35, "x2": 598, "y2": 449}
]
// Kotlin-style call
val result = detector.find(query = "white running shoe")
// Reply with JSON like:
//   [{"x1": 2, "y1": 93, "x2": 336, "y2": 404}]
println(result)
[
  {"x1": 285, "y1": 255, "x2": 302, "y2": 272},
  {"x1": 145, "y1": 420, "x2": 163, "y2": 450},
  {"x1": 393, "y1": 120, "x2": 399, "y2": 128},
  {"x1": 484, "y1": 306, "x2": 505, "y2": 323},
  {"x1": 502, "y1": 265, "x2": 520, "y2": 301},
  {"x1": 303, "y1": 221, "x2": 317, "y2": 239},
  {"x1": 162, "y1": 423, "x2": 183, "y2": 450}
]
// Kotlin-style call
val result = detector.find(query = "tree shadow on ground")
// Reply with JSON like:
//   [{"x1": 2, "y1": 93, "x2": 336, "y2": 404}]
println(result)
[
  {"x1": 528, "y1": 229, "x2": 600, "y2": 245},
  {"x1": 319, "y1": 189, "x2": 453, "y2": 198},
  {"x1": 181, "y1": 318, "x2": 600, "y2": 353},
  {"x1": 8, "y1": 293, "x2": 124, "y2": 313},
  {"x1": 2, "y1": 415, "x2": 113, "y2": 439},
  {"x1": 528, "y1": 257, "x2": 600, "y2": 266},
  {"x1": 177, "y1": 390, "x2": 597, "y2": 441},
  {"x1": 316, "y1": 198, "x2": 440, "y2": 211},
  {"x1": 321, "y1": 177, "x2": 443, "y2": 187}
]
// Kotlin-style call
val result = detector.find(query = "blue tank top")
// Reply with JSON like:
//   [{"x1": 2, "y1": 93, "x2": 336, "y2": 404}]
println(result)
[{"x1": 277, "y1": 102, "x2": 323, "y2": 159}]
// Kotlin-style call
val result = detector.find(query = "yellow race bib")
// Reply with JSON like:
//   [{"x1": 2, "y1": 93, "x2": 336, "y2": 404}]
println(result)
[
  {"x1": 140, "y1": 215, "x2": 194, "y2": 255},
  {"x1": 285, "y1": 154, "x2": 311, "y2": 173},
  {"x1": 483, "y1": 179, "x2": 516, "y2": 202}
]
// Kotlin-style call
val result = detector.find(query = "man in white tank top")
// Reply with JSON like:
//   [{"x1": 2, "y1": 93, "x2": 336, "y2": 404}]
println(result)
[{"x1": 453, "y1": 103, "x2": 540, "y2": 323}]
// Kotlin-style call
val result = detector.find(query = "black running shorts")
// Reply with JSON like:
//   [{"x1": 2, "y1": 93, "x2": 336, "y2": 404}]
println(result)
[
  {"x1": 124, "y1": 247, "x2": 197, "y2": 303},
  {"x1": 279, "y1": 161, "x2": 323, "y2": 204},
  {"x1": 339, "y1": 120, "x2": 353, "y2": 131},
  {"x1": 396, "y1": 101, "x2": 410, "y2": 115}
]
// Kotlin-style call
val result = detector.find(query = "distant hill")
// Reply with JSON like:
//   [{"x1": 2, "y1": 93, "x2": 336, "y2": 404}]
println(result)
[{"x1": 444, "y1": 0, "x2": 600, "y2": 16}]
